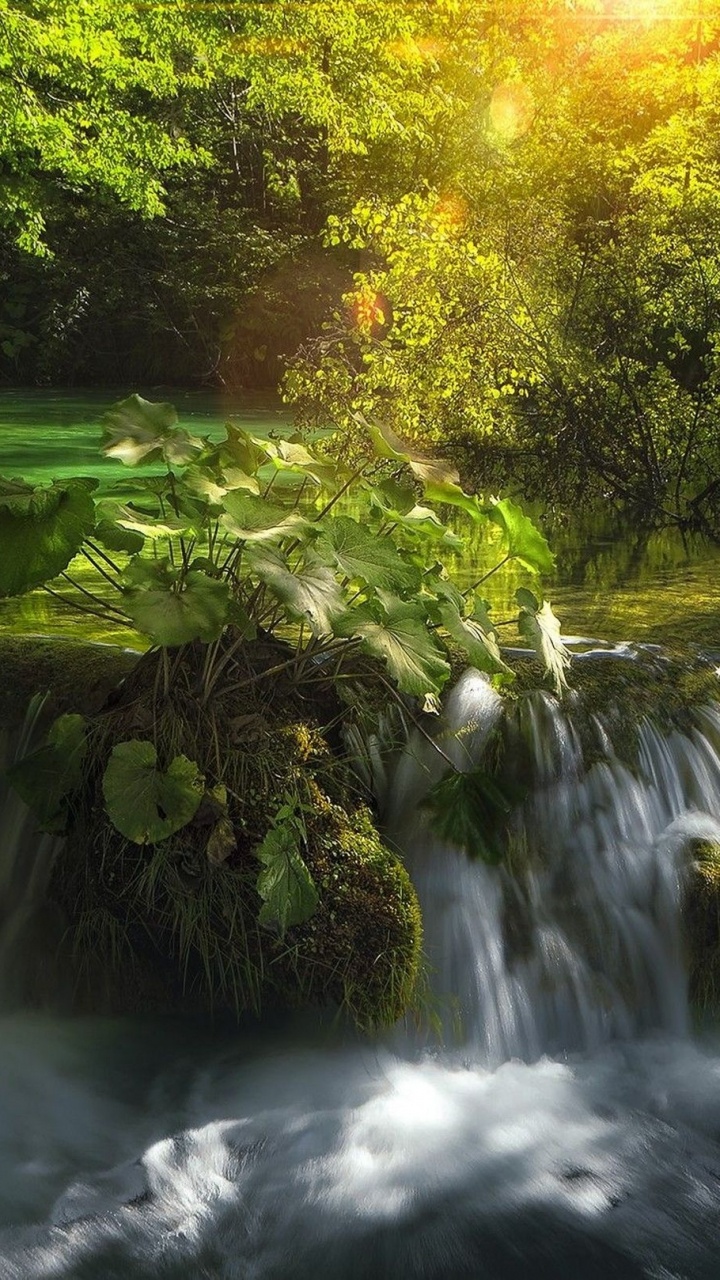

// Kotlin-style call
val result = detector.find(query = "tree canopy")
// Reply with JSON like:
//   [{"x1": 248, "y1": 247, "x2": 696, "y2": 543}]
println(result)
[{"x1": 3, "y1": 0, "x2": 720, "y2": 528}]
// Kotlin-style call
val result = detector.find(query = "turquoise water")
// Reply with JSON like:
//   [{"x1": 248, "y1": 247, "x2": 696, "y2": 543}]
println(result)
[{"x1": 0, "y1": 388, "x2": 289, "y2": 487}]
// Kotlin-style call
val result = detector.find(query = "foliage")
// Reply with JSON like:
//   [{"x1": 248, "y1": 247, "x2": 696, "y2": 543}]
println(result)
[
  {"x1": 255, "y1": 795, "x2": 319, "y2": 935},
  {"x1": 4, "y1": 393, "x2": 567, "y2": 893}
]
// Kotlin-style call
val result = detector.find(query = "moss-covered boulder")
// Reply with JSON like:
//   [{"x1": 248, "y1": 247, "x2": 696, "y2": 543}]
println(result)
[
  {"x1": 685, "y1": 839, "x2": 720, "y2": 1012},
  {"x1": 0, "y1": 635, "x2": 139, "y2": 729},
  {"x1": 6, "y1": 634, "x2": 422, "y2": 1031}
]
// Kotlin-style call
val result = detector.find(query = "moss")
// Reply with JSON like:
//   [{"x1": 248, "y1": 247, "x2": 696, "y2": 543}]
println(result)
[
  {"x1": 46, "y1": 635, "x2": 422, "y2": 1031},
  {"x1": 505, "y1": 651, "x2": 720, "y2": 772},
  {"x1": 0, "y1": 634, "x2": 138, "y2": 729},
  {"x1": 685, "y1": 839, "x2": 720, "y2": 1014},
  {"x1": 284, "y1": 800, "x2": 423, "y2": 1030}
]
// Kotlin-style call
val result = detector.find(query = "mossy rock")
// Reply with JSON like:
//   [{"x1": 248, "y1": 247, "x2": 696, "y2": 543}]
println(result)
[
  {"x1": 0, "y1": 634, "x2": 139, "y2": 729},
  {"x1": 45, "y1": 635, "x2": 422, "y2": 1030},
  {"x1": 685, "y1": 839, "x2": 720, "y2": 1013}
]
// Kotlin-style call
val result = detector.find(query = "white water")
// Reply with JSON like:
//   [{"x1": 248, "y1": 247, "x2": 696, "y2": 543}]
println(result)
[{"x1": 2, "y1": 670, "x2": 720, "y2": 1278}]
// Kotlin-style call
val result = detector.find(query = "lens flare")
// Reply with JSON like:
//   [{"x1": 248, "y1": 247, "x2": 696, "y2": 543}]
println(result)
[{"x1": 489, "y1": 81, "x2": 535, "y2": 142}]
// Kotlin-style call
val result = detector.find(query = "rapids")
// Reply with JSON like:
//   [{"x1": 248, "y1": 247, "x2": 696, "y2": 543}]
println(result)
[{"x1": 2, "y1": 669, "x2": 720, "y2": 1278}]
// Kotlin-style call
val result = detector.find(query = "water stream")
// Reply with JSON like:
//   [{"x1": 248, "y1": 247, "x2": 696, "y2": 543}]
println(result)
[{"x1": 2, "y1": 672, "x2": 720, "y2": 1277}]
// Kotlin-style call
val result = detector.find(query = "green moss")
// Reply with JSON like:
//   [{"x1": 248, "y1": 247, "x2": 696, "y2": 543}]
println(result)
[
  {"x1": 684, "y1": 840, "x2": 720, "y2": 1015},
  {"x1": 0, "y1": 635, "x2": 139, "y2": 729},
  {"x1": 506, "y1": 652, "x2": 720, "y2": 771},
  {"x1": 285, "y1": 801, "x2": 423, "y2": 1030},
  {"x1": 47, "y1": 637, "x2": 422, "y2": 1031}
]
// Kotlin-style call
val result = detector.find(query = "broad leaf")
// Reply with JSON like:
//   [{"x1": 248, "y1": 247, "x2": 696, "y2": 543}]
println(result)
[
  {"x1": 184, "y1": 463, "x2": 260, "y2": 504},
  {"x1": 317, "y1": 516, "x2": 421, "y2": 593},
  {"x1": 421, "y1": 475, "x2": 486, "y2": 521},
  {"x1": 272, "y1": 440, "x2": 337, "y2": 487},
  {"x1": 489, "y1": 500, "x2": 554, "y2": 574},
  {"x1": 103, "y1": 740, "x2": 204, "y2": 845},
  {"x1": 247, "y1": 544, "x2": 346, "y2": 636},
  {"x1": 221, "y1": 492, "x2": 311, "y2": 543},
  {"x1": 255, "y1": 820, "x2": 318, "y2": 935},
  {"x1": 371, "y1": 478, "x2": 417, "y2": 515},
  {"x1": 92, "y1": 519, "x2": 144, "y2": 554},
  {"x1": 516, "y1": 589, "x2": 571, "y2": 692},
  {"x1": 424, "y1": 766, "x2": 518, "y2": 863},
  {"x1": 0, "y1": 478, "x2": 96, "y2": 597},
  {"x1": 7, "y1": 713, "x2": 88, "y2": 831},
  {"x1": 115, "y1": 506, "x2": 192, "y2": 540},
  {"x1": 124, "y1": 570, "x2": 230, "y2": 646},
  {"x1": 438, "y1": 601, "x2": 511, "y2": 674},
  {"x1": 336, "y1": 597, "x2": 450, "y2": 696},
  {"x1": 101, "y1": 394, "x2": 203, "y2": 467}
]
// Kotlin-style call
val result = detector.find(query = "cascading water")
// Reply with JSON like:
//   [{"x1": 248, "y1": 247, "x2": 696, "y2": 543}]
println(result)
[{"x1": 3, "y1": 668, "x2": 720, "y2": 1278}]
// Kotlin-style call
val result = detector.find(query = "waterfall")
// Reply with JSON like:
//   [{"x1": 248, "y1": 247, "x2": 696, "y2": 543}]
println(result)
[
  {"x1": 388, "y1": 669, "x2": 720, "y2": 1064},
  {"x1": 3, "y1": 668, "x2": 720, "y2": 1278}
]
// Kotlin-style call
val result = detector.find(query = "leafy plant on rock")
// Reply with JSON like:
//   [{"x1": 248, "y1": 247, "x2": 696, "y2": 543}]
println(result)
[{"x1": 1, "y1": 394, "x2": 569, "y2": 1017}]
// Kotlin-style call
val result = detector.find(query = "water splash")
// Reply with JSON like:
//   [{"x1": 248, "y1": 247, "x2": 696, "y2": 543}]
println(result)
[
  {"x1": 2, "y1": 670, "x2": 720, "y2": 1277},
  {"x1": 388, "y1": 671, "x2": 720, "y2": 1063}
]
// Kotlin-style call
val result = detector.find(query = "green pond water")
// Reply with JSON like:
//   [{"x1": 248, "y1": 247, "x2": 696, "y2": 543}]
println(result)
[{"x1": 1, "y1": 388, "x2": 719, "y2": 652}]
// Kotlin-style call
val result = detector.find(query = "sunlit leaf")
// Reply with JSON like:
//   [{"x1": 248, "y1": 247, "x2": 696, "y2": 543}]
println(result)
[
  {"x1": 489, "y1": 499, "x2": 554, "y2": 574},
  {"x1": 103, "y1": 740, "x2": 204, "y2": 845},
  {"x1": 101, "y1": 394, "x2": 203, "y2": 467},
  {"x1": 438, "y1": 601, "x2": 511, "y2": 674},
  {"x1": 124, "y1": 570, "x2": 230, "y2": 646},
  {"x1": 221, "y1": 491, "x2": 311, "y2": 542},
  {"x1": 336, "y1": 596, "x2": 450, "y2": 696},
  {"x1": 115, "y1": 506, "x2": 192, "y2": 540},
  {"x1": 247, "y1": 544, "x2": 346, "y2": 636},
  {"x1": 516, "y1": 589, "x2": 571, "y2": 692},
  {"x1": 317, "y1": 516, "x2": 421, "y2": 593},
  {"x1": 272, "y1": 440, "x2": 337, "y2": 486}
]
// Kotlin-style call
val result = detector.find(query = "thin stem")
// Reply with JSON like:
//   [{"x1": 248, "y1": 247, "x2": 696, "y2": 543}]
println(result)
[
  {"x1": 85, "y1": 541, "x2": 121, "y2": 574},
  {"x1": 60, "y1": 573, "x2": 129, "y2": 618},
  {"x1": 463, "y1": 554, "x2": 511, "y2": 596},
  {"x1": 42, "y1": 586, "x2": 130, "y2": 625},
  {"x1": 80, "y1": 548, "x2": 124, "y2": 593}
]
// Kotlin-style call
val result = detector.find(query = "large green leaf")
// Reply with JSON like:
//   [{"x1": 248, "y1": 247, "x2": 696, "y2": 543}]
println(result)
[
  {"x1": 101, "y1": 394, "x2": 204, "y2": 467},
  {"x1": 103, "y1": 740, "x2": 204, "y2": 845},
  {"x1": 336, "y1": 596, "x2": 450, "y2": 696},
  {"x1": 359, "y1": 416, "x2": 485, "y2": 521},
  {"x1": 255, "y1": 819, "x2": 318, "y2": 935},
  {"x1": 516, "y1": 588, "x2": 571, "y2": 692},
  {"x1": 489, "y1": 500, "x2": 554, "y2": 574},
  {"x1": 247, "y1": 545, "x2": 346, "y2": 636},
  {"x1": 438, "y1": 601, "x2": 511, "y2": 675},
  {"x1": 272, "y1": 439, "x2": 337, "y2": 487},
  {"x1": 93, "y1": 518, "x2": 145, "y2": 555},
  {"x1": 0, "y1": 477, "x2": 96, "y2": 597},
  {"x1": 7, "y1": 713, "x2": 88, "y2": 831},
  {"x1": 124, "y1": 570, "x2": 230, "y2": 646},
  {"x1": 424, "y1": 766, "x2": 519, "y2": 863},
  {"x1": 184, "y1": 463, "x2": 260, "y2": 504},
  {"x1": 317, "y1": 516, "x2": 421, "y2": 593},
  {"x1": 221, "y1": 492, "x2": 311, "y2": 543}
]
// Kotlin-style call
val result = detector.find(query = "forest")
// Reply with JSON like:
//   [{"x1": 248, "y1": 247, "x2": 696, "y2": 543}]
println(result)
[{"x1": 3, "y1": 0, "x2": 719, "y2": 530}]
